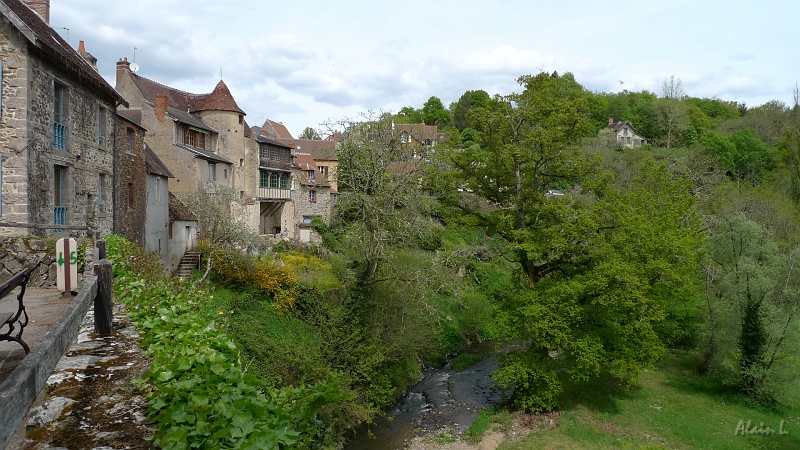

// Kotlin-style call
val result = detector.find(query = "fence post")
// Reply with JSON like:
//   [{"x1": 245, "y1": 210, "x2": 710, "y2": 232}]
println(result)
[
  {"x1": 96, "y1": 239, "x2": 106, "y2": 260},
  {"x1": 94, "y1": 259, "x2": 113, "y2": 335}
]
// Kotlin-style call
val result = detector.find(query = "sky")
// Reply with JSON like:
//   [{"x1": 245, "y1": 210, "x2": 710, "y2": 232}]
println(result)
[{"x1": 50, "y1": 0, "x2": 800, "y2": 138}]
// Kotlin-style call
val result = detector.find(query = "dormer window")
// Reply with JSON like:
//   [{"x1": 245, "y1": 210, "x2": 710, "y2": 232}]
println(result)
[{"x1": 307, "y1": 170, "x2": 315, "y2": 182}]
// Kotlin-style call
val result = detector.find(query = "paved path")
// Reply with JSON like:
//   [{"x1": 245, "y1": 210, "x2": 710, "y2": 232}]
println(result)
[{"x1": 0, "y1": 288, "x2": 75, "y2": 382}]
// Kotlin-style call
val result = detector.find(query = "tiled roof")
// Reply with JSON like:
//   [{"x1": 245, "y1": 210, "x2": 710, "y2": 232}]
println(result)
[
  {"x1": 0, "y1": 0, "x2": 127, "y2": 106},
  {"x1": 262, "y1": 119, "x2": 294, "y2": 139},
  {"x1": 255, "y1": 135, "x2": 294, "y2": 149},
  {"x1": 145, "y1": 144, "x2": 173, "y2": 178},
  {"x1": 128, "y1": 71, "x2": 244, "y2": 114},
  {"x1": 169, "y1": 192, "x2": 196, "y2": 221},
  {"x1": 395, "y1": 123, "x2": 439, "y2": 142},
  {"x1": 175, "y1": 144, "x2": 233, "y2": 164},
  {"x1": 282, "y1": 139, "x2": 337, "y2": 161},
  {"x1": 294, "y1": 152, "x2": 329, "y2": 187},
  {"x1": 167, "y1": 105, "x2": 217, "y2": 133},
  {"x1": 117, "y1": 109, "x2": 143, "y2": 128},
  {"x1": 193, "y1": 80, "x2": 245, "y2": 114}
]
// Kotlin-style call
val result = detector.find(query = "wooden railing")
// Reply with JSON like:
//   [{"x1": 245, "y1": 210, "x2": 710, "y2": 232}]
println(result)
[{"x1": 257, "y1": 187, "x2": 291, "y2": 200}]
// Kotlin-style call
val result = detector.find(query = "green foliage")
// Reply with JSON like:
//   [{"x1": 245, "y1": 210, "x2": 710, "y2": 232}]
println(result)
[
  {"x1": 422, "y1": 96, "x2": 450, "y2": 127},
  {"x1": 700, "y1": 214, "x2": 800, "y2": 401},
  {"x1": 298, "y1": 127, "x2": 321, "y2": 140},
  {"x1": 110, "y1": 242, "x2": 301, "y2": 448},
  {"x1": 450, "y1": 352, "x2": 483, "y2": 371}
]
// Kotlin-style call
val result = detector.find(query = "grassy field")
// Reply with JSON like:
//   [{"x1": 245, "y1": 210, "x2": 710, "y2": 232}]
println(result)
[{"x1": 497, "y1": 352, "x2": 800, "y2": 449}]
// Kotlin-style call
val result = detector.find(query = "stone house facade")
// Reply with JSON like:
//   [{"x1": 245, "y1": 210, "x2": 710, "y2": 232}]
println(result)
[
  {"x1": 292, "y1": 152, "x2": 334, "y2": 242},
  {"x1": 0, "y1": 0, "x2": 127, "y2": 238},
  {"x1": 604, "y1": 117, "x2": 647, "y2": 148},
  {"x1": 114, "y1": 59, "x2": 238, "y2": 196},
  {"x1": 113, "y1": 111, "x2": 146, "y2": 247}
]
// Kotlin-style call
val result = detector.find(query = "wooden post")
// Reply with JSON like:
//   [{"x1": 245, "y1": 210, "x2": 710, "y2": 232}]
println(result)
[
  {"x1": 94, "y1": 259, "x2": 113, "y2": 335},
  {"x1": 96, "y1": 239, "x2": 106, "y2": 260}
]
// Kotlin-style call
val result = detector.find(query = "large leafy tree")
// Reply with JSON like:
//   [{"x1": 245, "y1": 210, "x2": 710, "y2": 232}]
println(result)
[
  {"x1": 422, "y1": 96, "x2": 450, "y2": 127},
  {"x1": 437, "y1": 72, "x2": 702, "y2": 411}
]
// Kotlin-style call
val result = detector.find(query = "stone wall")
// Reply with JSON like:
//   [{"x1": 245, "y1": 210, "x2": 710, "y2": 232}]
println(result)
[
  {"x1": 0, "y1": 15, "x2": 32, "y2": 235},
  {"x1": 0, "y1": 236, "x2": 93, "y2": 287},
  {"x1": 0, "y1": 16, "x2": 116, "y2": 238},
  {"x1": 115, "y1": 116, "x2": 146, "y2": 246}
]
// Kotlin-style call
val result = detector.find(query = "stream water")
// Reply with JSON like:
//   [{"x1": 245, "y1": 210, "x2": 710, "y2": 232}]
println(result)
[{"x1": 344, "y1": 343, "x2": 505, "y2": 450}]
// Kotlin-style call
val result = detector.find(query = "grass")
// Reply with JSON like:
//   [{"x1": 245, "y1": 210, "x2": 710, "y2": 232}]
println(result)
[
  {"x1": 497, "y1": 351, "x2": 800, "y2": 449},
  {"x1": 451, "y1": 352, "x2": 483, "y2": 371}
]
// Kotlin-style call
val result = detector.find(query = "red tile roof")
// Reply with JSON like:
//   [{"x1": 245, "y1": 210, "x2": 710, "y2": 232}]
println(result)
[
  {"x1": 395, "y1": 123, "x2": 439, "y2": 142},
  {"x1": 262, "y1": 119, "x2": 294, "y2": 139},
  {"x1": 127, "y1": 71, "x2": 244, "y2": 114},
  {"x1": 282, "y1": 138, "x2": 337, "y2": 161}
]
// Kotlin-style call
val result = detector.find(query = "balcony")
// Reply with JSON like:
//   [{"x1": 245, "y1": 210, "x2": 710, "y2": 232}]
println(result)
[
  {"x1": 54, "y1": 206, "x2": 67, "y2": 232},
  {"x1": 257, "y1": 187, "x2": 291, "y2": 200},
  {"x1": 54, "y1": 122, "x2": 66, "y2": 151}
]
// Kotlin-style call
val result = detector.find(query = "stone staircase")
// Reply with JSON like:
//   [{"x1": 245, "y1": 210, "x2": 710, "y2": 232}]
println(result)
[{"x1": 174, "y1": 251, "x2": 201, "y2": 278}]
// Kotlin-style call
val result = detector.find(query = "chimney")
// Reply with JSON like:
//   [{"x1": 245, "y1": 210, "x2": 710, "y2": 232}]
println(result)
[
  {"x1": 155, "y1": 95, "x2": 168, "y2": 123},
  {"x1": 77, "y1": 40, "x2": 98, "y2": 71},
  {"x1": 23, "y1": 0, "x2": 49, "y2": 23},
  {"x1": 608, "y1": 117, "x2": 614, "y2": 126},
  {"x1": 116, "y1": 57, "x2": 131, "y2": 86}
]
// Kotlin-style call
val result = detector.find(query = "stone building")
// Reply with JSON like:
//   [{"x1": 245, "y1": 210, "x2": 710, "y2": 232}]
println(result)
[
  {"x1": 113, "y1": 111, "x2": 146, "y2": 246},
  {"x1": 0, "y1": 0, "x2": 128, "y2": 238},
  {"x1": 293, "y1": 152, "x2": 335, "y2": 242},
  {"x1": 114, "y1": 59, "x2": 240, "y2": 196}
]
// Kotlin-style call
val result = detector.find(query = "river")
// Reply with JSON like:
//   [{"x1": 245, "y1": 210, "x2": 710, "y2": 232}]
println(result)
[{"x1": 344, "y1": 344, "x2": 505, "y2": 449}]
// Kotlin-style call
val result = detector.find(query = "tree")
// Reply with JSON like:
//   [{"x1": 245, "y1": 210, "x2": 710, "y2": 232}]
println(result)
[
  {"x1": 328, "y1": 111, "x2": 438, "y2": 280},
  {"x1": 179, "y1": 183, "x2": 268, "y2": 280},
  {"x1": 299, "y1": 127, "x2": 322, "y2": 140},
  {"x1": 422, "y1": 96, "x2": 450, "y2": 127},
  {"x1": 451, "y1": 89, "x2": 490, "y2": 130},
  {"x1": 395, "y1": 106, "x2": 422, "y2": 124},
  {"x1": 655, "y1": 75, "x2": 688, "y2": 148},
  {"x1": 701, "y1": 214, "x2": 800, "y2": 400},
  {"x1": 439, "y1": 72, "x2": 702, "y2": 411}
]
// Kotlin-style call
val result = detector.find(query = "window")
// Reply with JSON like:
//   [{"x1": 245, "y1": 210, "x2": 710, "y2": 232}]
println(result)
[
  {"x1": 126, "y1": 128, "x2": 134, "y2": 154},
  {"x1": 169, "y1": 222, "x2": 173, "y2": 239},
  {"x1": 270, "y1": 172, "x2": 280, "y2": 188},
  {"x1": 307, "y1": 170, "x2": 315, "y2": 182},
  {"x1": 308, "y1": 190, "x2": 317, "y2": 203},
  {"x1": 127, "y1": 182, "x2": 134, "y2": 209},
  {"x1": 280, "y1": 173, "x2": 289, "y2": 189},
  {"x1": 260, "y1": 170, "x2": 269, "y2": 188},
  {"x1": 224, "y1": 168, "x2": 228, "y2": 179},
  {"x1": 54, "y1": 165, "x2": 67, "y2": 228},
  {"x1": 318, "y1": 166, "x2": 328, "y2": 178},
  {"x1": 303, "y1": 216, "x2": 313, "y2": 224},
  {"x1": 53, "y1": 82, "x2": 66, "y2": 151},
  {"x1": 98, "y1": 173, "x2": 106, "y2": 213},
  {"x1": 98, "y1": 107, "x2": 106, "y2": 146},
  {"x1": 156, "y1": 177, "x2": 162, "y2": 203},
  {"x1": 180, "y1": 125, "x2": 208, "y2": 149},
  {"x1": 208, "y1": 163, "x2": 217, "y2": 181}
]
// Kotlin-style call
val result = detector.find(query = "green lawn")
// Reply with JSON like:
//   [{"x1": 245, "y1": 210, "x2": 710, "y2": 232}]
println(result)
[{"x1": 499, "y1": 353, "x2": 800, "y2": 449}]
